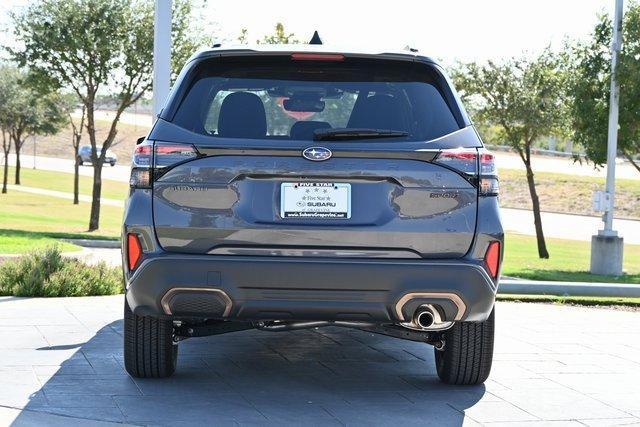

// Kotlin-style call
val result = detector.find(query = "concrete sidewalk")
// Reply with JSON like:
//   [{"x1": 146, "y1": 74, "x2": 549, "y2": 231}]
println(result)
[{"x1": 0, "y1": 295, "x2": 638, "y2": 425}]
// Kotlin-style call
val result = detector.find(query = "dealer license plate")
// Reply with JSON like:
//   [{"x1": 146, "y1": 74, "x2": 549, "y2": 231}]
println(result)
[{"x1": 280, "y1": 182, "x2": 351, "y2": 219}]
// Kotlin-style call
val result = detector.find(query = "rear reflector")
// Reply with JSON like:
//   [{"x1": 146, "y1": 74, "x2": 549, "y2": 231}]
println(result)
[
  {"x1": 291, "y1": 53, "x2": 345, "y2": 61},
  {"x1": 127, "y1": 233, "x2": 143, "y2": 270},
  {"x1": 484, "y1": 241, "x2": 501, "y2": 279}
]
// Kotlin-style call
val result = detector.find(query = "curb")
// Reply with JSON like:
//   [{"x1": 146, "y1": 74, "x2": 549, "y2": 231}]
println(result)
[
  {"x1": 498, "y1": 279, "x2": 640, "y2": 298},
  {"x1": 62, "y1": 239, "x2": 121, "y2": 248}
]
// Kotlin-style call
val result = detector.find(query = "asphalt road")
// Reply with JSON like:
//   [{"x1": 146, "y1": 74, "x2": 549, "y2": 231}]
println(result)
[{"x1": 1, "y1": 296, "x2": 638, "y2": 426}]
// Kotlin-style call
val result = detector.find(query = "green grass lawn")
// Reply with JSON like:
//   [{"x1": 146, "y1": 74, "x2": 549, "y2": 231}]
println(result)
[
  {"x1": 503, "y1": 233, "x2": 640, "y2": 284},
  {"x1": 7, "y1": 166, "x2": 129, "y2": 200},
  {"x1": 0, "y1": 191, "x2": 123, "y2": 244},
  {"x1": 0, "y1": 229, "x2": 81, "y2": 254}
]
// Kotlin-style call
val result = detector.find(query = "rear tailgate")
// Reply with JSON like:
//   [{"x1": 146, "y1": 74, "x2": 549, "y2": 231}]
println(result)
[
  {"x1": 151, "y1": 127, "x2": 480, "y2": 258},
  {"x1": 149, "y1": 51, "x2": 481, "y2": 258}
]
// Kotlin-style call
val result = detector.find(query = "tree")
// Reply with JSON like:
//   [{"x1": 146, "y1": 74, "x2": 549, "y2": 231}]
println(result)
[
  {"x1": 1, "y1": 129, "x2": 8, "y2": 194},
  {"x1": 0, "y1": 67, "x2": 66, "y2": 186},
  {"x1": 238, "y1": 23, "x2": 300, "y2": 45},
  {"x1": 0, "y1": 65, "x2": 19, "y2": 194},
  {"x1": 568, "y1": 2, "x2": 640, "y2": 174},
  {"x1": 453, "y1": 50, "x2": 568, "y2": 259},
  {"x1": 11, "y1": 0, "x2": 203, "y2": 231},
  {"x1": 57, "y1": 93, "x2": 85, "y2": 204}
]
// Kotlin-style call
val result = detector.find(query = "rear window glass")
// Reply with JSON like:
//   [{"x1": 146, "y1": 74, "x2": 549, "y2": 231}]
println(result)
[{"x1": 171, "y1": 56, "x2": 461, "y2": 142}]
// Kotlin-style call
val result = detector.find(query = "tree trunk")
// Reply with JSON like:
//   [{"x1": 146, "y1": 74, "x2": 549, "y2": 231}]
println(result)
[
  {"x1": 85, "y1": 94, "x2": 102, "y2": 232},
  {"x1": 524, "y1": 164, "x2": 549, "y2": 259},
  {"x1": 2, "y1": 150, "x2": 8, "y2": 194},
  {"x1": 14, "y1": 144, "x2": 21, "y2": 185},
  {"x1": 1, "y1": 131, "x2": 8, "y2": 194},
  {"x1": 88, "y1": 160, "x2": 102, "y2": 231},
  {"x1": 73, "y1": 145, "x2": 80, "y2": 205}
]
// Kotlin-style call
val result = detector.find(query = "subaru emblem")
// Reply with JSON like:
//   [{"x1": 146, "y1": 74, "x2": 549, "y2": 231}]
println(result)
[{"x1": 302, "y1": 147, "x2": 332, "y2": 161}]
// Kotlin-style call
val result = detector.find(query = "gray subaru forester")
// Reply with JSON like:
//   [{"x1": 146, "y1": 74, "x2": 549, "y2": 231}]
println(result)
[{"x1": 122, "y1": 44, "x2": 503, "y2": 385}]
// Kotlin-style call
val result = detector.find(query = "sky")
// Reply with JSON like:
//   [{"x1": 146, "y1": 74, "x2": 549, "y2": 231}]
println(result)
[
  {"x1": 204, "y1": 0, "x2": 614, "y2": 64},
  {"x1": 1, "y1": 0, "x2": 615, "y2": 65}
]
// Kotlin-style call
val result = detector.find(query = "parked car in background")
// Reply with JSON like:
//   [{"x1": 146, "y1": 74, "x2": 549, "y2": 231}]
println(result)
[
  {"x1": 77, "y1": 145, "x2": 118, "y2": 166},
  {"x1": 122, "y1": 44, "x2": 503, "y2": 385}
]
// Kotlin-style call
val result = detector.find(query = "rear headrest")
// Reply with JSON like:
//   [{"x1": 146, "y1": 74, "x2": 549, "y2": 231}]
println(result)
[
  {"x1": 347, "y1": 94, "x2": 406, "y2": 131},
  {"x1": 218, "y1": 92, "x2": 267, "y2": 138},
  {"x1": 290, "y1": 121, "x2": 332, "y2": 140}
]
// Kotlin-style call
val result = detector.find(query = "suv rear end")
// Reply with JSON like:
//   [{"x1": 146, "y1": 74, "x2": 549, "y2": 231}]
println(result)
[{"x1": 122, "y1": 46, "x2": 503, "y2": 384}]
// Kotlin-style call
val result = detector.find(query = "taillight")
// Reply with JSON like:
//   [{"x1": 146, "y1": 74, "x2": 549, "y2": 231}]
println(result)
[
  {"x1": 127, "y1": 233, "x2": 143, "y2": 270},
  {"x1": 434, "y1": 148, "x2": 499, "y2": 196},
  {"x1": 129, "y1": 141, "x2": 198, "y2": 189},
  {"x1": 484, "y1": 241, "x2": 501, "y2": 279},
  {"x1": 434, "y1": 148, "x2": 478, "y2": 175},
  {"x1": 479, "y1": 150, "x2": 499, "y2": 196},
  {"x1": 154, "y1": 143, "x2": 198, "y2": 170},
  {"x1": 130, "y1": 142, "x2": 152, "y2": 188}
]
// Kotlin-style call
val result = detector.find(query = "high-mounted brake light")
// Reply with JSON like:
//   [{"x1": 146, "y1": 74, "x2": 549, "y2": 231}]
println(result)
[
  {"x1": 484, "y1": 241, "x2": 501, "y2": 279},
  {"x1": 291, "y1": 53, "x2": 345, "y2": 61},
  {"x1": 434, "y1": 148, "x2": 499, "y2": 196},
  {"x1": 127, "y1": 233, "x2": 143, "y2": 270}
]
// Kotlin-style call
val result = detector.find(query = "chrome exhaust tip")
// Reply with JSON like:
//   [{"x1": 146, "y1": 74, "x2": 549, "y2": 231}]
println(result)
[
  {"x1": 403, "y1": 304, "x2": 453, "y2": 331},
  {"x1": 415, "y1": 309, "x2": 435, "y2": 329}
]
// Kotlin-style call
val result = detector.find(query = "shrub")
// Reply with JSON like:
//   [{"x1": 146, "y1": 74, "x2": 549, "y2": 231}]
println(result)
[{"x1": 0, "y1": 246, "x2": 123, "y2": 297}]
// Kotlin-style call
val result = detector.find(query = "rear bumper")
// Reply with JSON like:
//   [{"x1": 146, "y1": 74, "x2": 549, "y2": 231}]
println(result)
[{"x1": 126, "y1": 254, "x2": 497, "y2": 323}]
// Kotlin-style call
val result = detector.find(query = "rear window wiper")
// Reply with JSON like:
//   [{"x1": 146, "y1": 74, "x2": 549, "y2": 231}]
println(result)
[{"x1": 313, "y1": 128, "x2": 409, "y2": 141}]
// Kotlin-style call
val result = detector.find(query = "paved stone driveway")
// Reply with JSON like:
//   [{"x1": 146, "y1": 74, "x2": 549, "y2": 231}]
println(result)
[{"x1": 1, "y1": 296, "x2": 639, "y2": 426}]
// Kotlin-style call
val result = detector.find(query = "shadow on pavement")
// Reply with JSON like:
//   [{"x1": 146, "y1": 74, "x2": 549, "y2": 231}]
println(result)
[{"x1": 15, "y1": 318, "x2": 486, "y2": 425}]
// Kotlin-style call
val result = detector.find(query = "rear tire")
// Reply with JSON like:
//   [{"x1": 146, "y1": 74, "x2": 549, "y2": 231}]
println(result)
[
  {"x1": 77, "y1": 157, "x2": 83, "y2": 166},
  {"x1": 124, "y1": 298, "x2": 177, "y2": 378},
  {"x1": 435, "y1": 307, "x2": 494, "y2": 385}
]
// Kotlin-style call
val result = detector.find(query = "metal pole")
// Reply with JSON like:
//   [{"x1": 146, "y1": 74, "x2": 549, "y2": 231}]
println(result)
[
  {"x1": 590, "y1": 0, "x2": 625, "y2": 276},
  {"x1": 601, "y1": 0, "x2": 624, "y2": 236},
  {"x1": 153, "y1": 0, "x2": 172, "y2": 116}
]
